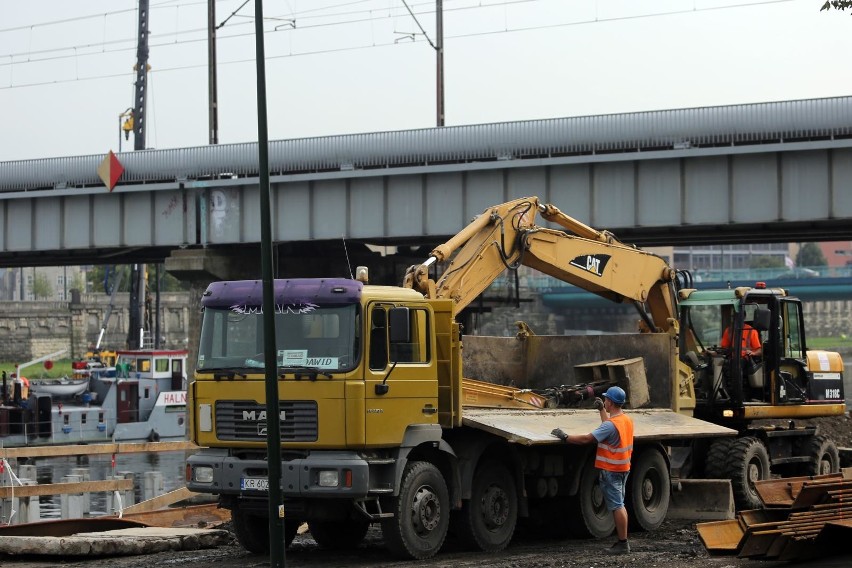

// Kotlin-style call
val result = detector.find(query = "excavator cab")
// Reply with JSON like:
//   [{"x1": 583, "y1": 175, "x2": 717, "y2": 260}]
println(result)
[{"x1": 680, "y1": 285, "x2": 845, "y2": 423}]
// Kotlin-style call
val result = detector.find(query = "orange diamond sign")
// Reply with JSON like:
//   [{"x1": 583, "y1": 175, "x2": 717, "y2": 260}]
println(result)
[{"x1": 97, "y1": 150, "x2": 124, "y2": 191}]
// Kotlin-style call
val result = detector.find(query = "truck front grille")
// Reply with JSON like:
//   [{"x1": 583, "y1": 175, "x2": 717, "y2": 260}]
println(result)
[{"x1": 215, "y1": 400, "x2": 318, "y2": 442}]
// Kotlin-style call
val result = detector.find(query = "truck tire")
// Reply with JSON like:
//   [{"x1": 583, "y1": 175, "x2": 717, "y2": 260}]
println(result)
[
  {"x1": 575, "y1": 460, "x2": 615, "y2": 538},
  {"x1": 232, "y1": 510, "x2": 298, "y2": 553},
  {"x1": 380, "y1": 461, "x2": 449, "y2": 560},
  {"x1": 308, "y1": 519, "x2": 370, "y2": 550},
  {"x1": 703, "y1": 438, "x2": 734, "y2": 479},
  {"x1": 454, "y1": 460, "x2": 518, "y2": 552},
  {"x1": 232, "y1": 509, "x2": 269, "y2": 553},
  {"x1": 626, "y1": 448, "x2": 670, "y2": 532},
  {"x1": 725, "y1": 436, "x2": 770, "y2": 510},
  {"x1": 799, "y1": 435, "x2": 840, "y2": 477}
]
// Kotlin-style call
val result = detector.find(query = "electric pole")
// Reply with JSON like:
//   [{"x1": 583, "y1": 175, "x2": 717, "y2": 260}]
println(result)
[
  {"x1": 436, "y1": 0, "x2": 444, "y2": 126},
  {"x1": 208, "y1": 0, "x2": 219, "y2": 144},
  {"x1": 133, "y1": 0, "x2": 150, "y2": 151}
]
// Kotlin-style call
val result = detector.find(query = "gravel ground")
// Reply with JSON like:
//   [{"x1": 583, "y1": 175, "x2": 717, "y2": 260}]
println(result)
[{"x1": 3, "y1": 519, "x2": 852, "y2": 568}]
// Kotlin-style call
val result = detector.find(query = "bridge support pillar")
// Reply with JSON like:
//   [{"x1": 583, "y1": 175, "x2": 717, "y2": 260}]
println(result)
[{"x1": 165, "y1": 249, "x2": 259, "y2": 378}]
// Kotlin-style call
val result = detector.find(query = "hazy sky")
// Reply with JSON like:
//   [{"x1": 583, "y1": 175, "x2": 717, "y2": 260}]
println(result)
[{"x1": 1, "y1": 0, "x2": 850, "y2": 162}]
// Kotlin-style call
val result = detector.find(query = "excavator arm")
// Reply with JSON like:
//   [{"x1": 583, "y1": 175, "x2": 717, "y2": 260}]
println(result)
[{"x1": 403, "y1": 196, "x2": 679, "y2": 334}]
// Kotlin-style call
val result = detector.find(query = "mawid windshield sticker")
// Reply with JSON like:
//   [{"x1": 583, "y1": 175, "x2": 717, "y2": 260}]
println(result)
[
  {"x1": 230, "y1": 302, "x2": 318, "y2": 315},
  {"x1": 280, "y1": 350, "x2": 339, "y2": 370},
  {"x1": 568, "y1": 254, "x2": 611, "y2": 277}
]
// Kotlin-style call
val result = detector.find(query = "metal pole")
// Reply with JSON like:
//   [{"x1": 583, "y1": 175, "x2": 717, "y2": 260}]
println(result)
[
  {"x1": 208, "y1": 0, "x2": 219, "y2": 145},
  {"x1": 436, "y1": 0, "x2": 444, "y2": 126},
  {"x1": 254, "y1": 2, "x2": 285, "y2": 566},
  {"x1": 155, "y1": 264, "x2": 161, "y2": 348},
  {"x1": 133, "y1": 0, "x2": 150, "y2": 150}
]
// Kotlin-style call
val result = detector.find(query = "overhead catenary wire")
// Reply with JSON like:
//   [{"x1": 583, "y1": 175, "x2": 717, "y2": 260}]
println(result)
[{"x1": 0, "y1": 0, "x2": 795, "y2": 65}]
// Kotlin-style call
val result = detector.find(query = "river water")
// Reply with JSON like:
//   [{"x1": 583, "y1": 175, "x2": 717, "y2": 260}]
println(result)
[{"x1": 23, "y1": 450, "x2": 189, "y2": 519}]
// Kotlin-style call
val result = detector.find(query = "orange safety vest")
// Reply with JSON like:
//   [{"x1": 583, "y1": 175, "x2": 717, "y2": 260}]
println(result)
[{"x1": 595, "y1": 413, "x2": 634, "y2": 472}]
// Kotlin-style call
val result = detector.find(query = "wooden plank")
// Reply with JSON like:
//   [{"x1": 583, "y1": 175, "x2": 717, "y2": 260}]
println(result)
[
  {"x1": 0, "y1": 441, "x2": 200, "y2": 460},
  {"x1": 0, "y1": 479, "x2": 133, "y2": 498},
  {"x1": 121, "y1": 487, "x2": 195, "y2": 514},
  {"x1": 120, "y1": 503, "x2": 231, "y2": 528},
  {"x1": 461, "y1": 408, "x2": 736, "y2": 445}
]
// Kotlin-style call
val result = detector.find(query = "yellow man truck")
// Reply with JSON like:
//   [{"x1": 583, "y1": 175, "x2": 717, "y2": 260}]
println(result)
[{"x1": 185, "y1": 197, "x2": 844, "y2": 559}]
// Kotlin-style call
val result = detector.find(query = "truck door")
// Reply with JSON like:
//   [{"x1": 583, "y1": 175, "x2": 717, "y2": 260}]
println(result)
[{"x1": 365, "y1": 305, "x2": 439, "y2": 445}]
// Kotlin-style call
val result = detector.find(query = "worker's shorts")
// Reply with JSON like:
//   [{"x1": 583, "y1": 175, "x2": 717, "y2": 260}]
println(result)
[{"x1": 598, "y1": 469, "x2": 630, "y2": 511}]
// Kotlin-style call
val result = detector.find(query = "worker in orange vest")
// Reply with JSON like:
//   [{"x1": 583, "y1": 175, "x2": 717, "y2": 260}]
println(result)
[{"x1": 551, "y1": 386, "x2": 635, "y2": 555}]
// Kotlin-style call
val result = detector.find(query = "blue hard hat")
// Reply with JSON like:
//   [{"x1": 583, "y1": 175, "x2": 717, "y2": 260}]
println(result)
[{"x1": 602, "y1": 386, "x2": 627, "y2": 405}]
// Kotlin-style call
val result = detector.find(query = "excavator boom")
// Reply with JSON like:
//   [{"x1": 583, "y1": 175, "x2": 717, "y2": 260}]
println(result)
[{"x1": 403, "y1": 196, "x2": 678, "y2": 334}]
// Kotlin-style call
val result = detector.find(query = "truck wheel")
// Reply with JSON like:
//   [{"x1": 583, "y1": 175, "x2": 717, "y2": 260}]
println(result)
[
  {"x1": 308, "y1": 520, "x2": 370, "y2": 550},
  {"x1": 455, "y1": 460, "x2": 518, "y2": 551},
  {"x1": 575, "y1": 461, "x2": 615, "y2": 538},
  {"x1": 725, "y1": 436, "x2": 770, "y2": 510},
  {"x1": 232, "y1": 509, "x2": 269, "y2": 553},
  {"x1": 703, "y1": 438, "x2": 734, "y2": 479},
  {"x1": 626, "y1": 449, "x2": 670, "y2": 532},
  {"x1": 232, "y1": 510, "x2": 298, "y2": 552},
  {"x1": 799, "y1": 435, "x2": 840, "y2": 477},
  {"x1": 381, "y1": 461, "x2": 449, "y2": 560}
]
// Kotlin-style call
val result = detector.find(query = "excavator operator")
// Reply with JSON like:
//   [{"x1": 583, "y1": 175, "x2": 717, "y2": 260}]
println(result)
[{"x1": 720, "y1": 323, "x2": 762, "y2": 359}]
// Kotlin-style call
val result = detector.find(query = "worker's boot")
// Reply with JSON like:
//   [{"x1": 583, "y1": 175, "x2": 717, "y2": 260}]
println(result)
[{"x1": 607, "y1": 540, "x2": 630, "y2": 555}]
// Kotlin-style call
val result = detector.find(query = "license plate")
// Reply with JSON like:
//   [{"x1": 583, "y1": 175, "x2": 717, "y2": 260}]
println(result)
[{"x1": 241, "y1": 477, "x2": 269, "y2": 491}]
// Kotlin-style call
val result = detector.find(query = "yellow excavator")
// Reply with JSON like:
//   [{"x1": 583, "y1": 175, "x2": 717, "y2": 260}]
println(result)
[{"x1": 403, "y1": 196, "x2": 845, "y2": 510}]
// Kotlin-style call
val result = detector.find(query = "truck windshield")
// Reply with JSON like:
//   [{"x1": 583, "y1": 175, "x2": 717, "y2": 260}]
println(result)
[{"x1": 196, "y1": 304, "x2": 360, "y2": 374}]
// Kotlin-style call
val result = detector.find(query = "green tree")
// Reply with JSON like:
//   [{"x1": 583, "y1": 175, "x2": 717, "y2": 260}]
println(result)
[
  {"x1": 821, "y1": 1, "x2": 852, "y2": 12},
  {"x1": 69, "y1": 271, "x2": 86, "y2": 293},
  {"x1": 749, "y1": 255, "x2": 784, "y2": 269},
  {"x1": 30, "y1": 272, "x2": 53, "y2": 300},
  {"x1": 86, "y1": 264, "x2": 188, "y2": 294},
  {"x1": 796, "y1": 243, "x2": 828, "y2": 268}
]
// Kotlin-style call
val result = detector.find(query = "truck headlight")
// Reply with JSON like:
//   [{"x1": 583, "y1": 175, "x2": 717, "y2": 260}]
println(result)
[
  {"x1": 194, "y1": 466, "x2": 214, "y2": 483},
  {"x1": 318, "y1": 470, "x2": 339, "y2": 487}
]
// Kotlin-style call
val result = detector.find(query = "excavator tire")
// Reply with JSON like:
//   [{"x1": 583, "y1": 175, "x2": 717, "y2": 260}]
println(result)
[
  {"x1": 703, "y1": 438, "x2": 735, "y2": 479},
  {"x1": 798, "y1": 435, "x2": 840, "y2": 477},
  {"x1": 724, "y1": 436, "x2": 770, "y2": 511}
]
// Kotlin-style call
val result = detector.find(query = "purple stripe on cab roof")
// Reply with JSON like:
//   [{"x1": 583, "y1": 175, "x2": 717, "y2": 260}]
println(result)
[{"x1": 201, "y1": 279, "x2": 363, "y2": 308}]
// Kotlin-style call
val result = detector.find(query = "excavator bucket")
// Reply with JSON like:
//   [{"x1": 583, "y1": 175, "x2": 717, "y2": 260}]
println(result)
[{"x1": 668, "y1": 479, "x2": 735, "y2": 521}]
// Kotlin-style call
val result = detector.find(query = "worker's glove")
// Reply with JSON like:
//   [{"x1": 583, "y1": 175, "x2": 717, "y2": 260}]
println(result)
[
  {"x1": 551, "y1": 428, "x2": 568, "y2": 441},
  {"x1": 593, "y1": 397, "x2": 605, "y2": 410}
]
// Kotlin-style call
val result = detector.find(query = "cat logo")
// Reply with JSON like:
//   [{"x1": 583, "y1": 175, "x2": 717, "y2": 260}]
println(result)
[{"x1": 568, "y1": 254, "x2": 611, "y2": 278}]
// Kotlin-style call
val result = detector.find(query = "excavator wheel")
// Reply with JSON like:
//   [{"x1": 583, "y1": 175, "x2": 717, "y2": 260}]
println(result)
[
  {"x1": 703, "y1": 438, "x2": 735, "y2": 479},
  {"x1": 798, "y1": 435, "x2": 840, "y2": 477},
  {"x1": 724, "y1": 436, "x2": 770, "y2": 511}
]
